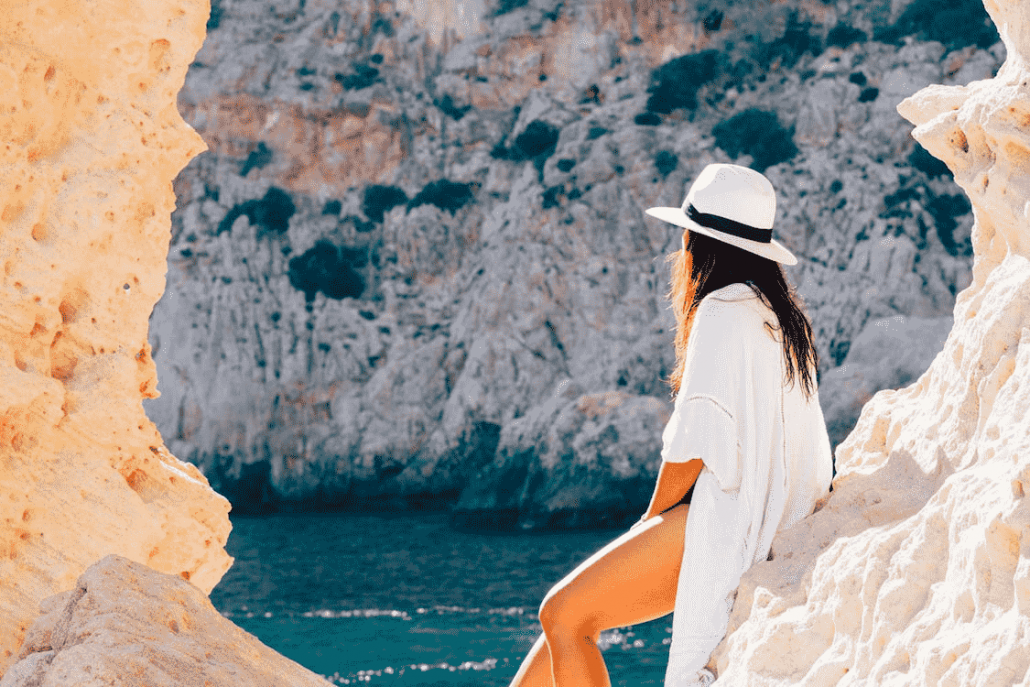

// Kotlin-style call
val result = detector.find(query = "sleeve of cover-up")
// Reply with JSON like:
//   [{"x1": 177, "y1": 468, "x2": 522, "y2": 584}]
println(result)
[{"x1": 660, "y1": 301, "x2": 743, "y2": 494}]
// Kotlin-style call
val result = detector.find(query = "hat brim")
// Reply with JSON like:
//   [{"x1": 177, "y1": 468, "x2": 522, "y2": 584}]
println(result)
[{"x1": 645, "y1": 206, "x2": 798, "y2": 266}]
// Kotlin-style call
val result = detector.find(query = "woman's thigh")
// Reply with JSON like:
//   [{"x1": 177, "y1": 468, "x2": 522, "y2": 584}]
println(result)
[{"x1": 538, "y1": 504, "x2": 690, "y2": 635}]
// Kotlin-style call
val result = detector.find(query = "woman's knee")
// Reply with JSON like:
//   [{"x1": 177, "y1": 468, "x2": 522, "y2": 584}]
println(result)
[{"x1": 538, "y1": 587, "x2": 597, "y2": 638}]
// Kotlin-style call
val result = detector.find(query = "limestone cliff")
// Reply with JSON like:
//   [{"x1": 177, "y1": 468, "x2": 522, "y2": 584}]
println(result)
[
  {"x1": 710, "y1": 0, "x2": 1030, "y2": 682},
  {"x1": 143, "y1": 0, "x2": 1000, "y2": 522},
  {"x1": 0, "y1": 0, "x2": 232, "y2": 672}
]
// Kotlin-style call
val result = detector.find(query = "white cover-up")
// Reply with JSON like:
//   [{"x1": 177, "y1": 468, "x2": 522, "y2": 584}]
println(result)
[{"x1": 661, "y1": 283, "x2": 834, "y2": 686}]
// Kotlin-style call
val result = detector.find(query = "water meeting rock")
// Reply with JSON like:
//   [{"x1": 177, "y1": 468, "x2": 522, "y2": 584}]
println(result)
[
  {"x1": 0, "y1": 0, "x2": 232, "y2": 673},
  {"x1": 710, "y1": 0, "x2": 1030, "y2": 682}
]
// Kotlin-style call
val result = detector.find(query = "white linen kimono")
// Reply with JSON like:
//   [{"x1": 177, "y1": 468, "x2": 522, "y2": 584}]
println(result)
[{"x1": 661, "y1": 283, "x2": 834, "y2": 686}]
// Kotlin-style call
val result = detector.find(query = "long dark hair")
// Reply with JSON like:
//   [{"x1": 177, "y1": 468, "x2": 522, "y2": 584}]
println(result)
[{"x1": 666, "y1": 230, "x2": 819, "y2": 399}]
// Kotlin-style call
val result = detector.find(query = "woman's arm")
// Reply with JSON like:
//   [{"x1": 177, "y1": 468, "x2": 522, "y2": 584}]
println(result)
[{"x1": 643, "y1": 458, "x2": 704, "y2": 520}]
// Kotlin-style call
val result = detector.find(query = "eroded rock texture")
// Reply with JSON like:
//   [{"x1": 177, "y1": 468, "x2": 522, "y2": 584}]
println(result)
[
  {"x1": 146, "y1": 0, "x2": 998, "y2": 521},
  {"x1": 0, "y1": 555, "x2": 332, "y2": 687},
  {"x1": 710, "y1": 0, "x2": 1030, "y2": 683},
  {"x1": 0, "y1": 0, "x2": 232, "y2": 672}
]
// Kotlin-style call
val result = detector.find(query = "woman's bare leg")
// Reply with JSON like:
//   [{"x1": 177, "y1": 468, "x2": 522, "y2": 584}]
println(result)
[
  {"x1": 507, "y1": 504, "x2": 690, "y2": 687},
  {"x1": 507, "y1": 633, "x2": 552, "y2": 687}
]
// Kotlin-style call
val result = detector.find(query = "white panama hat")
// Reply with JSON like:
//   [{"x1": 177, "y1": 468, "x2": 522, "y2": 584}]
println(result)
[{"x1": 645, "y1": 163, "x2": 798, "y2": 266}]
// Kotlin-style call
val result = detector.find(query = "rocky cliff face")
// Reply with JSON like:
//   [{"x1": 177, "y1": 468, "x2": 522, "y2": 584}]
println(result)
[
  {"x1": 143, "y1": 0, "x2": 1000, "y2": 521},
  {"x1": 0, "y1": 0, "x2": 233, "y2": 673},
  {"x1": 710, "y1": 0, "x2": 1030, "y2": 681}
]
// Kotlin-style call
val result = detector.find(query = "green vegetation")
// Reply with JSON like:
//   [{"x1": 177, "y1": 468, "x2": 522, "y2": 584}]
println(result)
[
  {"x1": 756, "y1": 11, "x2": 822, "y2": 70},
  {"x1": 873, "y1": 0, "x2": 999, "y2": 51},
  {"x1": 504, "y1": 120, "x2": 561, "y2": 177},
  {"x1": 858, "y1": 87, "x2": 879, "y2": 102},
  {"x1": 216, "y1": 187, "x2": 296, "y2": 239},
  {"x1": 927, "y1": 194, "x2": 972, "y2": 256},
  {"x1": 239, "y1": 141, "x2": 273, "y2": 177},
  {"x1": 645, "y1": 50, "x2": 721, "y2": 113},
  {"x1": 702, "y1": 9, "x2": 723, "y2": 33},
  {"x1": 408, "y1": 180, "x2": 476, "y2": 215},
  {"x1": 826, "y1": 23, "x2": 867, "y2": 48},
  {"x1": 542, "y1": 184, "x2": 564, "y2": 210},
  {"x1": 334, "y1": 63, "x2": 381, "y2": 91},
  {"x1": 495, "y1": 0, "x2": 529, "y2": 16},
  {"x1": 711, "y1": 109, "x2": 798, "y2": 173},
  {"x1": 207, "y1": 0, "x2": 223, "y2": 30},
  {"x1": 362, "y1": 185, "x2": 408, "y2": 223},
  {"x1": 436, "y1": 94, "x2": 471, "y2": 121},
  {"x1": 511, "y1": 121, "x2": 561, "y2": 161},
  {"x1": 654, "y1": 150, "x2": 678, "y2": 179},
  {"x1": 287, "y1": 240, "x2": 366, "y2": 302},
  {"x1": 908, "y1": 143, "x2": 951, "y2": 179}
]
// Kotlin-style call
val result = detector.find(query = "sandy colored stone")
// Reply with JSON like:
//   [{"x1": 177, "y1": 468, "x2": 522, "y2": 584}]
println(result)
[
  {"x1": 710, "y1": 1, "x2": 1030, "y2": 684},
  {"x1": 0, "y1": 555, "x2": 332, "y2": 687},
  {"x1": 0, "y1": 0, "x2": 232, "y2": 672}
]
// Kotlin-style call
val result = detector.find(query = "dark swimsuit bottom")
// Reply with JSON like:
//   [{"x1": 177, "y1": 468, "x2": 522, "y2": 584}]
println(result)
[{"x1": 662, "y1": 482, "x2": 695, "y2": 514}]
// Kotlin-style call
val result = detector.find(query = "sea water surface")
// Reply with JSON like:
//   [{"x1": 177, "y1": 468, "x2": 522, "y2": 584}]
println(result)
[{"x1": 212, "y1": 512, "x2": 677, "y2": 686}]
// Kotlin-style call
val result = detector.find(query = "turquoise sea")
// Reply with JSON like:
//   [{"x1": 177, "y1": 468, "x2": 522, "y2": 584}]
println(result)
[{"x1": 212, "y1": 512, "x2": 677, "y2": 686}]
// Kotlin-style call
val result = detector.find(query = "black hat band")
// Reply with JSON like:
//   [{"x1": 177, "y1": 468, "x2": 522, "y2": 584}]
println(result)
[{"x1": 687, "y1": 204, "x2": 773, "y2": 244}]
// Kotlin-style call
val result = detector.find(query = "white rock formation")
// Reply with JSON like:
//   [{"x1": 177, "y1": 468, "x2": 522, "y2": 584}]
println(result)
[
  {"x1": 710, "y1": 0, "x2": 1030, "y2": 683},
  {"x1": 0, "y1": 0, "x2": 232, "y2": 672},
  {"x1": 0, "y1": 555, "x2": 332, "y2": 687}
]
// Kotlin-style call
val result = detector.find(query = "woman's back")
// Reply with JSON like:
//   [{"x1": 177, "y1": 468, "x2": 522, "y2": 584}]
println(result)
[{"x1": 685, "y1": 283, "x2": 832, "y2": 561}]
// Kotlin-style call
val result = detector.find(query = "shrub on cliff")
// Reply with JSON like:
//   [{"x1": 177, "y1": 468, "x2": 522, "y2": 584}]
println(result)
[
  {"x1": 873, "y1": 0, "x2": 999, "y2": 51},
  {"x1": 216, "y1": 186, "x2": 296, "y2": 239},
  {"x1": 858, "y1": 87, "x2": 880, "y2": 102},
  {"x1": 634, "y1": 112, "x2": 662, "y2": 126},
  {"x1": 362, "y1": 184, "x2": 408, "y2": 223},
  {"x1": 927, "y1": 193, "x2": 973, "y2": 256},
  {"x1": 334, "y1": 63, "x2": 381, "y2": 90},
  {"x1": 207, "y1": 0, "x2": 224, "y2": 30},
  {"x1": 436, "y1": 94, "x2": 471, "y2": 121},
  {"x1": 239, "y1": 141, "x2": 273, "y2": 177},
  {"x1": 826, "y1": 22, "x2": 867, "y2": 48},
  {"x1": 712, "y1": 109, "x2": 798, "y2": 173},
  {"x1": 541, "y1": 184, "x2": 564, "y2": 209},
  {"x1": 655, "y1": 150, "x2": 678, "y2": 179},
  {"x1": 702, "y1": 9, "x2": 723, "y2": 34},
  {"x1": 287, "y1": 239, "x2": 365, "y2": 302},
  {"x1": 408, "y1": 180, "x2": 476, "y2": 215},
  {"x1": 510, "y1": 120, "x2": 561, "y2": 162},
  {"x1": 505, "y1": 120, "x2": 561, "y2": 177},
  {"x1": 908, "y1": 142, "x2": 952, "y2": 179},
  {"x1": 755, "y1": 10, "x2": 822, "y2": 71},
  {"x1": 645, "y1": 50, "x2": 721, "y2": 114},
  {"x1": 495, "y1": 0, "x2": 529, "y2": 16}
]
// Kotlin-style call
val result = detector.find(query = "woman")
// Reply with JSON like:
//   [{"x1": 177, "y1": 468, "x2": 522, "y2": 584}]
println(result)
[{"x1": 508, "y1": 164, "x2": 834, "y2": 687}]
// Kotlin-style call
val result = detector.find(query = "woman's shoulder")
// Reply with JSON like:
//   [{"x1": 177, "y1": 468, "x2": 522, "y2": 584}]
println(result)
[
  {"x1": 696, "y1": 284, "x2": 780, "y2": 342},
  {"x1": 704, "y1": 282, "x2": 757, "y2": 303},
  {"x1": 698, "y1": 283, "x2": 767, "y2": 321}
]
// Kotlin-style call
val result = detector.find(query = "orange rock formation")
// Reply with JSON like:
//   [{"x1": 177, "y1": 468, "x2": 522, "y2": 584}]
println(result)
[{"x1": 0, "y1": 0, "x2": 232, "y2": 672}]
